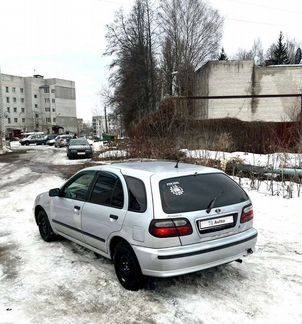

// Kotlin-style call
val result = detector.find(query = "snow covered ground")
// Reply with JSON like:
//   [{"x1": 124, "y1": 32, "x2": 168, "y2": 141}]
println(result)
[
  {"x1": 182, "y1": 149, "x2": 302, "y2": 169},
  {"x1": 0, "y1": 147, "x2": 301, "y2": 324}
]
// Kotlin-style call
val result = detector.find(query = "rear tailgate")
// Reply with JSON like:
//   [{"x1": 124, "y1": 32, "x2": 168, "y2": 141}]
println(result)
[{"x1": 151, "y1": 172, "x2": 252, "y2": 246}]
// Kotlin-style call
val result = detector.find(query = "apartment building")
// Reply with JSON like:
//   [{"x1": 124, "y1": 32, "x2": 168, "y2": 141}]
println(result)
[
  {"x1": 0, "y1": 73, "x2": 77, "y2": 138},
  {"x1": 92, "y1": 115, "x2": 107, "y2": 138}
]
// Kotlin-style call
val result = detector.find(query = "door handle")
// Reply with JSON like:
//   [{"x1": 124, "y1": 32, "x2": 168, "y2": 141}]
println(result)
[
  {"x1": 109, "y1": 214, "x2": 118, "y2": 220},
  {"x1": 74, "y1": 205, "x2": 81, "y2": 211}
]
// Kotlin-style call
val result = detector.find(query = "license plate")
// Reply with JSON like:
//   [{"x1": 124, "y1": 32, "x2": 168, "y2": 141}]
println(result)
[
  {"x1": 198, "y1": 215, "x2": 234, "y2": 230},
  {"x1": 77, "y1": 152, "x2": 85, "y2": 155}
]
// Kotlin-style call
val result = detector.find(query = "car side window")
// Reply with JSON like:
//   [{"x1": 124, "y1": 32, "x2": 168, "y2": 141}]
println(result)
[
  {"x1": 124, "y1": 176, "x2": 147, "y2": 213},
  {"x1": 62, "y1": 171, "x2": 96, "y2": 201},
  {"x1": 90, "y1": 172, "x2": 124, "y2": 209}
]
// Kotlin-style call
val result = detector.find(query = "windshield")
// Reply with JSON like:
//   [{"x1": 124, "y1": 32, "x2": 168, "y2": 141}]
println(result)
[
  {"x1": 69, "y1": 139, "x2": 88, "y2": 145},
  {"x1": 159, "y1": 173, "x2": 248, "y2": 214}
]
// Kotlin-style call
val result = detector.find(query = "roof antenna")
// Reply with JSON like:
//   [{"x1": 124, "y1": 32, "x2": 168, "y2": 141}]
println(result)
[{"x1": 175, "y1": 160, "x2": 179, "y2": 168}]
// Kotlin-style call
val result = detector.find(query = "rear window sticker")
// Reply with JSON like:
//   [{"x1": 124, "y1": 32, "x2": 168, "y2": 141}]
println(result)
[{"x1": 169, "y1": 184, "x2": 184, "y2": 196}]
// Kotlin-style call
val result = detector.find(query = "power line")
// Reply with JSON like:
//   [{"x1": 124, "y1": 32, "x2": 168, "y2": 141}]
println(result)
[
  {"x1": 96, "y1": 0, "x2": 130, "y2": 6},
  {"x1": 225, "y1": 17, "x2": 289, "y2": 27},
  {"x1": 220, "y1": 0, "x2": 302, "y2": 15}
]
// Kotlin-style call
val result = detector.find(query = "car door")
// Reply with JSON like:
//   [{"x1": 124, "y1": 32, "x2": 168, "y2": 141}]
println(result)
[
  {"x1": 81, "y1": 170, "x2": 128, "y2": 253},
  {"x1": 51, "y1": 170, "x2": 96, "y2": 242}
]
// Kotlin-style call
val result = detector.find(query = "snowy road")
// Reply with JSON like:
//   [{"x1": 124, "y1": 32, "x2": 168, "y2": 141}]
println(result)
[{"x1": 0, "y1": 147, "x2": 301, "y2": 324}]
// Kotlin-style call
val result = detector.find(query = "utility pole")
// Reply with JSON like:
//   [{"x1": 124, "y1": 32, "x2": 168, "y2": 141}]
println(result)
[
  {"x1": 0, "y1": 66, "x2": 4, "y2": 151},
  {"x1": 300, "y1": 95, "x2": 302, "y2": 156},
  {"x1": 104, "y1": 105, "x2": 108, "y2": 134}
]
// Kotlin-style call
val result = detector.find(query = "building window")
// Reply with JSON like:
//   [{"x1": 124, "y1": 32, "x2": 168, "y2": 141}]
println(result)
[
  {"x1": 45, "y1": 107, "x2": 50, "y2": 112},
  {"x1": 13, "y1": 97, "x2": 17, "y2": 103},
  {"x1": 7, "y1": 107, "x2": 10, "y2": 113},
  {"x1": 21, "y1": 108, "x2": 25, "y2": 113},
  {"x1": 14, "y1": 118, "x2": 18, "y2": 123},
  {"x1": 44, "y1": 87, "x2": 49, "y2": 93},
  {"x1": 35, "y1": 114, "x2": 39, "y2": 118},
  {"x1": 22, "y1": 118, "x2": 25, "y2": 123},
  {"x1": 52, "y1": 99, "x2": 55, "y2": 103},
  {"x1": 6, "y1": 97, "x2": 9, "y2": 103},
  {"x1": 46, "y1": 117, "x2": 51, "y2": 123},
  {"x1": 13, "y1": 107, "x2": 17, "y2": 112},
  {"x1": 45, "y1": 98, "x2": 50, "y2": 103},
  {"x1": 8, "y1": 118, "x2": 11, "y2": 124},
  {"x1": 53, "y1": 118, "x2": 56, "y2": 123},
  {"x1": 12, "y1": 87, "x2": 16, "y2": 93},
  {"x1": 21, "y1": 98, "x2": 24, "y2": 103},
  {"x1": 51, "y1": 89, "x2": 55, "y2": 94},
  {"x1": 52, "y1": 108, "x2": 56, "y2": 112},
  {"x1": 35, "y1": 104, "x2": 38, "y2": 108},
  {"x1": 20, "y1": 88, "x2": 24, "y2": 93},
  {"x1": 34, "y1": 94, "x2": 37, "y2": 98},
  {"x1": 5, "y1": 87, "x2": 9, "y2": 93}
]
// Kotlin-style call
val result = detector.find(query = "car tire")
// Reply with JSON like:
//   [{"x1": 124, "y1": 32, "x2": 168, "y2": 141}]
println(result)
[
  {"x1": 113, "y1": 242, "x2": 144, "y2": 291},
  {"x1": 25, "y1": 142, "x2": 29, "y2": 146},
  {"x1": 37, "y1": 209, "x2": 56, "y2": 242}
]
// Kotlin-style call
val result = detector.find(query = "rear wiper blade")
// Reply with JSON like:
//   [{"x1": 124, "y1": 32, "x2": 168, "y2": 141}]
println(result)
[
  {"x1": 206, "y1": 197, "x2": 217, "y2": 214},
  {"x1": 206, "y1": 191, "x2": 223, "y2": 214}
]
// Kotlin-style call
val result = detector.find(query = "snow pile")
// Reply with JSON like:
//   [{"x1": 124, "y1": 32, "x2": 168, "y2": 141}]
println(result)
[
  {"x1": 182, "y1": 149, "x2": 302, "y2": 168},
  {"x1": 98, "y1": 149, "x2": 128, "y2": 159},
  {"x1": 0, "y1": 145, "x2": 12, "y2": 155}
]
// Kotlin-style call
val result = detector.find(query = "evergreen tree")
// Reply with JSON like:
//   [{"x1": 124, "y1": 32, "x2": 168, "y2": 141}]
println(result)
[
  {"x1": 272, "y1": 31, "x2": 289, "y2": 64},
  {"x1": 218, "y1": 47, "x2": 228, "y2": 60}
]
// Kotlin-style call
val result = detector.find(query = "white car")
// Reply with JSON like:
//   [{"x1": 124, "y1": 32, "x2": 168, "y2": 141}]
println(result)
[{"x1": 34, "y1": 162, "x2": 257, "y2": 290}]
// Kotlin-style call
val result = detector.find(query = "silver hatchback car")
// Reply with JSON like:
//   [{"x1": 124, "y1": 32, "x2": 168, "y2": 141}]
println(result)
[{"x1": 34, "y1": 162, "x2": 257, "y2": 290}]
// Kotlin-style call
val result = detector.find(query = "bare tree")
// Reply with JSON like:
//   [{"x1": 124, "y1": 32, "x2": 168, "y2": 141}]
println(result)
[
  {"x1": 158, "y1": 0, "x2": 223, "y2": 96},
  {"x1": 104, "y1": 0, "x2": 159, "y2": 132},
  {"x1": 234, "y1": 38, "x2": 264, "y2": 64},
  {"x1": 286, "y1": 38, "x2": 302, "y2": 64}
]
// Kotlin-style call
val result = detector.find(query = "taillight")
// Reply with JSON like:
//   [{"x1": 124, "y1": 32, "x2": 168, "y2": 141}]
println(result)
[
  {"x1": 240, "y1": 205, "x2": 254, "y2": 223},
  {"x1": 149, "y1": 218, "x2": 193, "y2": 238}
]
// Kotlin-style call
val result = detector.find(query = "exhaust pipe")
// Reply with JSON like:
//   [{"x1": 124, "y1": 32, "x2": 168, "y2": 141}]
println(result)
[{"x1": 247, "y1": 248, "x2": 253, "y2": 255}]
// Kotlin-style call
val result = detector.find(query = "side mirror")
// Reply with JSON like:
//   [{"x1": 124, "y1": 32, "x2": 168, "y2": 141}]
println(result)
[{"x1": 49, "y1": 188, "x2": 60, "y2": 197}]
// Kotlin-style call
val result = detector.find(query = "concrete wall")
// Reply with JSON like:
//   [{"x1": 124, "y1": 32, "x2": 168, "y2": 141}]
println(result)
[{"x1": 194, "y1": 60, "x2": 302, "y2": 122}]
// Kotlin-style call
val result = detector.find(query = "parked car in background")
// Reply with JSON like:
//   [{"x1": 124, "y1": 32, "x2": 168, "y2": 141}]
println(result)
[
  {"x1": 41, "y1": 134, "x2": 58, "y2": 145},
  {"x1": 66, "y1": 138, "x2": 93, "y2": 159},
  {"x1": 33, "y1": 161, "x2": 257, "y2": 291},
  {"x1": 19, "y1": 134, "x2": 45, "y2": 146},
  {"x1": 53, "y1": 135, "x2": 73, "y2": 147}
]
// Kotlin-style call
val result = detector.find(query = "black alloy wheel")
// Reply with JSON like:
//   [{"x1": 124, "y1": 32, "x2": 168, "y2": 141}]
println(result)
[
  {"x1": 37, "y1": 210, "x2": 56, "y2": 242},
  {"x1": 114, "y1": 242, "x2": 144, "y2": 291}
]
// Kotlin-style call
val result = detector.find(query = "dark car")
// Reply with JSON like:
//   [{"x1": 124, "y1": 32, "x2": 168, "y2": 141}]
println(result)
[
  {"x1": 66, "y1": 138, "x2": 93, "y2": 159},
  {"x1": 40, "y1": 134, "x2": 57, "y2": 145}
]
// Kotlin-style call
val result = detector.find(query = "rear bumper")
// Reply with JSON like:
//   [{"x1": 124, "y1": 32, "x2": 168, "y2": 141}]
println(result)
[
  {"x1": 132, "y1": 228, "x2": 257, "y2": 277},
  {"x1": 68, "y1": 151, "x2": 92, "y2": 158}
]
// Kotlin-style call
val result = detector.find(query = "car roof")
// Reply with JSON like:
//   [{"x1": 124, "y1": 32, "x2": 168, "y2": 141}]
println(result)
[{"x1": 83, "y1": 161, "x2": 222, "y2": 178}]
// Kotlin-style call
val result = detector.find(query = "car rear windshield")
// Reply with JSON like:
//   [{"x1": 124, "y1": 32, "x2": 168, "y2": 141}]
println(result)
[{"x1": 159, "y1": 173, "x2": 249, "y2": 214}]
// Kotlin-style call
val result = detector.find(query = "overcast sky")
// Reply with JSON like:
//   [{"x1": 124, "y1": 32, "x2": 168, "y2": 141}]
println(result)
[{"x1": 0, "y1": 0, "x2": 301, "y2": 122}]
